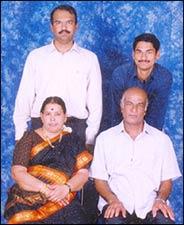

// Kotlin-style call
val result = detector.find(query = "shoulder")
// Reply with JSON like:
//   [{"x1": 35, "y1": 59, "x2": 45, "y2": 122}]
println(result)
[
  {"x1": 112, "y1": 61, "x2": 134, "y2": 79},
  {"x1": 28, "y1": 43, "x2": 51, "y2": 58},
  {"x1": 14, "y1": 131, "x2": 35, "y2": 154},
  {"x1": 154, "y1": 63, "x2": 172, "y2": 79},
  {"x1": 19, "y1": 130, "x2": 36, "y2": 142},
  {"x1": 64, "y1": 131, "x2": 82, "y2": 142},
  {"x1": 97, "y1": 125, "x2": 120, "y2": 141},
  {"x1": 111, "y1": 62, "x2": 134, "y2": 89},
  {"x1": 77, "y1": 45, "x2": 98, "y2": 59},
  {"x1": 62, "y1": 132, "x2": 85, "y2": 151},
  {"x1": 15, "y1": 131, "x2": 36, "y2": 148},
  {"x1": 146, "y1": 123, "x2": 172, "y2": 143}
]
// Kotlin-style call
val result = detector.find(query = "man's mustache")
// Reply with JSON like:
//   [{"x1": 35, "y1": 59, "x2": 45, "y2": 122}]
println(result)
[
  {"x1": 59, "y1": 30, "x2": 70, "y2": 34},
  {"x1": 138, "y1": 60, "x2": 150, "y2": 63}
]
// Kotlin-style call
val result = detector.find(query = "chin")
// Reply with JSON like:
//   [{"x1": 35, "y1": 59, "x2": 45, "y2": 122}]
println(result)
[{"x1": 48, "y1": 127, "x2": 59, "y2": 133}]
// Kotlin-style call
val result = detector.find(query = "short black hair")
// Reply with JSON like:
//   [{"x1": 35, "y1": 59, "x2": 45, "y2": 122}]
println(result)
[
  {"x1": 40, "y1": 96, "x2": 66, "y2": 114},
  {"x1": 133, "y1": 33, "x2": 160, "y2": 52},
  {"x1": 50, "y1": 4, "x2": 77, "y2": 25}
]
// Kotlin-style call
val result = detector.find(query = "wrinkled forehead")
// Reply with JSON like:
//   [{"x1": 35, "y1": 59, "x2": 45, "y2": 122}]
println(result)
[
  {"x1": 123, "y1": 89, "x2": 148, "y2": 103},
  {"x1": 124, "y1": 96, "x2": 147, "y2": 105}
]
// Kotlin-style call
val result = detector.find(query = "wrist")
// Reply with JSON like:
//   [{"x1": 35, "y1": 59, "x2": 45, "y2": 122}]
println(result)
[
  {"x1": 155, "y1": 197, "x2": 166, "y2": 204},
  {"x1": 65, "y1": 183, "x2": 72, "y2": 193},
  {"x1": 39, "y1": 183, "x2": 48, "y2": 194},
  {"x1": 108, "y1": 194, "x2": 118, "y2": 204}
]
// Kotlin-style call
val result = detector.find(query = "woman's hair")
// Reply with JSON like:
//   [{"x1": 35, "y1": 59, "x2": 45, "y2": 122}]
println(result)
[{"x1": 40, "y1": 96, "x2": 66, "y2": 113}]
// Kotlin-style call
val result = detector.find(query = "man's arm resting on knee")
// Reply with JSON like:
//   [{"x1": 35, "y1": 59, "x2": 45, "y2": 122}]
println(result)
[
  {"x1": 152, "y1": 179, "x2": 175, "y2": 221},
  {"x1": 94, "y1": 179, "x2": 126, "y2": 218}
]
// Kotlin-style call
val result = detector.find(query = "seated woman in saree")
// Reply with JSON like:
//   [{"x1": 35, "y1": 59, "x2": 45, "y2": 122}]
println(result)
[{"x1": 4, "y1": 96, "x2": 93, "y2": 224}]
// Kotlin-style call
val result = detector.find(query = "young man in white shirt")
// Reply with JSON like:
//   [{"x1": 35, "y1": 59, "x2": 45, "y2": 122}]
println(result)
[
  {"x1": 13, "y1": 4, "x2": 102, "y2": 223},
  {"x1": 90, "y1": 87, "x2": 181, "y2": 224}
]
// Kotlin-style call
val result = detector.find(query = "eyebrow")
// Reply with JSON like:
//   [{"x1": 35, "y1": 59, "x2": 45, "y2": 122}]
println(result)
[{"x1": 135, "y1": 48, "x2": 154, "y2": 51}]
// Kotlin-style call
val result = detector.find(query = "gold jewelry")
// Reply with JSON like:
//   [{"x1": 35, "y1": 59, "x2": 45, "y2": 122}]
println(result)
[
  {"x1": 65, "y1": 183, "x2": 72, "y2": 193},
  {"x1": 42, "y1": 128, "x2": 63, "y2": 148},
  {"x1": 59, "y1": 132, "x2": 63, "y2": 142},
  {"x1": 40, "y1": 183, "x2": 48, "y2": 194},
  {"x1": 44, "y1": 136, "x2": 55, "y2": 148}
]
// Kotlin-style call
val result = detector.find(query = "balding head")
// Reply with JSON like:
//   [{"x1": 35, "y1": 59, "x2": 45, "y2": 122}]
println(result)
[{"x1": 121, "y1": 87, "x2": 148, "y2": 111}]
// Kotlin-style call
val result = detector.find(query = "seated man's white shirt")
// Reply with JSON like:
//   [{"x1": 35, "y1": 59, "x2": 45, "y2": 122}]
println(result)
[{"x1": 90, "y1": 121, "x2": 181, "y2": 219}]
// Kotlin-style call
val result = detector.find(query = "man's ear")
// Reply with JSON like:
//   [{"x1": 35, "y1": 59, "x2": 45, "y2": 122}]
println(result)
[
  {"x1": 75, "y1": 23, "x2": 78, "y2": 33},
  {"x1": 132, "y1": 51, "x2": 135, "y2": 60},
  {"x1": 156, "y1": 50, "x2": 160, "y2": 60},
  {"x1": 50, "y1": 23, "x2": 53, "y2": 33}
]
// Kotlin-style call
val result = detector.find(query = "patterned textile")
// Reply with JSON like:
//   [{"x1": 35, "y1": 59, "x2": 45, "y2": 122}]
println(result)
[{"x1": 4, "y1": 130, "x2": 92, "y2": 224}]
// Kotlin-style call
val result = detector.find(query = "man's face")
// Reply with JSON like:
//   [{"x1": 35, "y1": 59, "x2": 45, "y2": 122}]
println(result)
[
  {"x1": 120, "y1": 89, "x2": 147, "y2": 126},
  {"x1": 133, "y1": 41, "x2": 160, "y2": 72},
  {"x1": 51, "y1": 9, "x2": 77, "y2": 44}
]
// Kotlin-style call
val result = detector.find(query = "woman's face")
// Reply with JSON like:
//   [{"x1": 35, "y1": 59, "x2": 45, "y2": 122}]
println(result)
[{"x1": 41, "y1": 103, "x2": 67, "y2": 134}]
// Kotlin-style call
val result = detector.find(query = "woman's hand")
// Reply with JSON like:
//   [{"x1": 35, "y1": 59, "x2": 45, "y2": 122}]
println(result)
[{"x1": 46, "y1": 184, "x2": 70, "y2": 203}]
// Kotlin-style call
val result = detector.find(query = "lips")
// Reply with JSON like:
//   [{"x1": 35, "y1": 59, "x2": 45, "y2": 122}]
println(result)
[
  {"x1": 128, "y1": 114, "x2": 137, "y2": 118},
  {"x1": 49, "y1": 124, "x2": 57, "y2": 127},
  {"x1": 138, "y1": 60, "x2": 150, "y2": 63}
]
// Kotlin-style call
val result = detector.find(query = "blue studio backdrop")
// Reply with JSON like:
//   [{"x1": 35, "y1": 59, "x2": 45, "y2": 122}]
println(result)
[{"x1": 1, "y1": 1, "x2": 183, "y2": 224}]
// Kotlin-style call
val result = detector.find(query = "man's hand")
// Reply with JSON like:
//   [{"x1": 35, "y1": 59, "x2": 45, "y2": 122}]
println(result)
[
  {"x1": 104, "y1": 199, "x2": 126, "y2": 219},
  {"x1": 152, "y1": 198, "x2": 175, "y2": 221}
]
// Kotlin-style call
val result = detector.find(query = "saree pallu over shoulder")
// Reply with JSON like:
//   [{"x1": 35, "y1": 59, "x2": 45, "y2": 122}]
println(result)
[
  {"x1": 30, "y1": 130, "x2": 69, "y2": 159},
  {"x1": 7, "y1": 132, "x2": 93, "y2": 224}
]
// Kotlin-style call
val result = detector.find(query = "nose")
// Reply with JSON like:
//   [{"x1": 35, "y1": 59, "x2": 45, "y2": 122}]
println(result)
[
  {"x1": 140, "y1": 52, "x2": 147, "y2": 60},
  {"x1": 131, "y1": 104, "x2": 138, "y2": 112},
  {"x1": 50, "y1": 116, "x2": 55, "y2": 121},
  {"x1": 61, "y1": 22, "x2": 67, "y2": 29}
]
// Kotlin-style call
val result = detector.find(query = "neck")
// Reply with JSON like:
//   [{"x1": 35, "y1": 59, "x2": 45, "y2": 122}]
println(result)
[
  {"x1": 54, "y1": 39, "x2": 74, "y2": 53},
  {"x1": 123, "y1": 122, "x2": 144, "y2": 140},
  {"x1": 42, "y1": 127, "x2": 61, "y2": 139},
  {"x1": 137, "y1": 67, "x2": 153, "y2": 81}
]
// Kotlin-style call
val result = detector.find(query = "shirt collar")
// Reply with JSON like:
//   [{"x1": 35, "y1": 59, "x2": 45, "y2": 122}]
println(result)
[
  {"x1": 47, "y1": 41, "x2": 81, "y2": 54},
  {"x1": 133, "y1": 63, "x2": 155, "y2": 82},
  {"x1": 116, "y1": 120, "x2": 151, "y2": 135}
]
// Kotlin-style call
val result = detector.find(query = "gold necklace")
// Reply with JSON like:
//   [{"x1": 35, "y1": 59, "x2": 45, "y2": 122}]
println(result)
[{"x1": 42, "y1": 130, "x2": 63, "y2": 148}]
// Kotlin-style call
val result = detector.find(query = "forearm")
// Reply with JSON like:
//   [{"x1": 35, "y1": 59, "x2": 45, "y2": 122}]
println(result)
[
  {"x1": 66, "y1": 169, "x2": 89, "y2": 192},
  {"x1": 156, "y1": 179, "x2": 172, "y2": 201},
  {"x1": 95, "y1": 179, "x2": 119, "y2": 204},
  {"x1": 152, "y1": 179, "x2": 174, "y2": 220},
  {"x1": 12, "y1": 165, "x2": 44, "y2": 192}
]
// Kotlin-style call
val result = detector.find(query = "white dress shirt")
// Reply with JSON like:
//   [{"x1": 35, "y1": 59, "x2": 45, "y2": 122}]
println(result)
[
  {"x1": 90, "y1": 121, "x2": 181, "y2": 219},
  {"x1": 13, "y1": 42, "x2": 102, "y2": 144}
]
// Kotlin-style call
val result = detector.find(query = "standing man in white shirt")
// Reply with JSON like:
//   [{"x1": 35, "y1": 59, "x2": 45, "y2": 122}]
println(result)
[
  {"x1": 90, "y1": 87, "x2": 181, "y2": 224},
  {"x1": 13, "y1": 4, "x2": 102, "y2": 223}
]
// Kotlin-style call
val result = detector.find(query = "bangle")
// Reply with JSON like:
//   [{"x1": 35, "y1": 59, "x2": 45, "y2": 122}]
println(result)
[
  {"x1": 40, "y1": 183, "x2": 48, "y2": 194},
  {"x1": 65, "y1": 183, "x2": 72, "y2": 193},
  {"x1": 155, "y1": 197, "x2": 166, "y2": 204}
]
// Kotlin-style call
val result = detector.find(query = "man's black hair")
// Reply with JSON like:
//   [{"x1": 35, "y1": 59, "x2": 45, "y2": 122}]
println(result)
[{"x1": 133, "y1": 33, "x2": 160, "y2": 52}]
